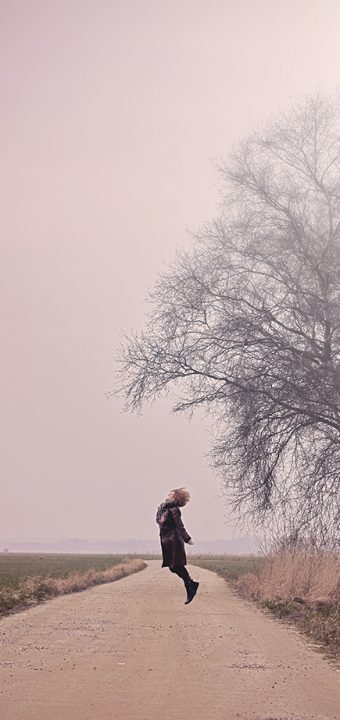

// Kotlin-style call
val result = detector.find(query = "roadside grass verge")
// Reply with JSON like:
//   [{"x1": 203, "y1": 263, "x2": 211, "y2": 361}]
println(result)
[
  {"x1": 188, "y1": 554, "x2": 265, "y2": 581},
  {"x1": 191, "y1": 551, "x2": 340, "y2": 659},
  {"x1": 236, "y1": 549, "x2": 340, "y2": 658},
  {"x1": 259, "y1": 598, "x2": 339, "y2": 657},
  {"x1": 0, "y1": 555, "x2": 146, "y2": 616}
]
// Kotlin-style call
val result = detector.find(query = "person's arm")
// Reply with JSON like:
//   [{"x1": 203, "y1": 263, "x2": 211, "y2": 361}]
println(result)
[{"x1": 171, "y1": 507, "x2": 191, "y2": 543}]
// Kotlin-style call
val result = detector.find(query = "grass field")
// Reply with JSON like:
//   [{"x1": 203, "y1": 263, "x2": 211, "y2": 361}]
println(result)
[
  {"x1": 0, "y1": 552, "x2": 263, "y2": 592},
  {"x1": 189, "y1": 554, "x2": 265, "y2": 581},
  {"x1": 0, "y1": 553, "x2": 134, "y2": 591},
  {"x1": 0, "y1": 553, "x2": 146, "y2": 614}
]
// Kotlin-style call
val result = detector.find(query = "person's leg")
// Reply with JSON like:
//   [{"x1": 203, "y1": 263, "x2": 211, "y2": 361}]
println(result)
[
  {"x1": 170, "y1": 566, "x2": 199, "y2": 603},
  {"x1": 170, "y1": 565, "x2": 191, "y2": 589}
]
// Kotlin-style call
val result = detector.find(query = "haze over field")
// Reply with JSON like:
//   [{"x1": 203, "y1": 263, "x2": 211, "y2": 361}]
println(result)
[
  {"x1": 0, "y1": 536, "x2": 258, "y2": 555},
  {"x1": 1, "y1": 1, "x2": 340, "y2": 543}
]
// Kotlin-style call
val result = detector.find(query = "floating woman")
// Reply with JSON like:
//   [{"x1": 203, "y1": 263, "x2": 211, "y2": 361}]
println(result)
[{"x1": 156, "y1": 487, "x2": 199, "y2": 604}]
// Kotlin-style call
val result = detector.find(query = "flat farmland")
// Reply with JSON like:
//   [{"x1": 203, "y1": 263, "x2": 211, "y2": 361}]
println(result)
[
  {"x1": 0, "y1": 553, "x2": 263, "y2": 591},
  {"x1": 0, "y1": 553, "x2": 135, "y2": 591}
]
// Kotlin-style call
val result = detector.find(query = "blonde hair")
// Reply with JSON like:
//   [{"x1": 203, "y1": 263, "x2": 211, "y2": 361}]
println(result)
[{"x1": 170, "y1": 487, "x2": 190, "y2": 506}]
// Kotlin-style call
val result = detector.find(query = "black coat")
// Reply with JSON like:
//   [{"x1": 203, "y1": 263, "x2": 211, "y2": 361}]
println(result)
[{"x1": 158, "y1": 504, "x2": 191, "y2": 568}]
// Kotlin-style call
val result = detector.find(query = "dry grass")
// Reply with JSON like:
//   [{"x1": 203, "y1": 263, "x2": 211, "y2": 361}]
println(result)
[
  {"x1": 0, "y1": 558, "x2": 146, "y2": 616},
  {"x1": 236, "y1": 549, "x2": 340, "y2": 603},
  {"x1": 235, "y1": 550, "x2": 340, "y2": 657}
]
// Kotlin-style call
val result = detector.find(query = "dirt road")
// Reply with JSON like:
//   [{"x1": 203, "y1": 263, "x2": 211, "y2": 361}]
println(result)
[{"x1": 0, "y1": 560, "x2": 338, "y2": 720}]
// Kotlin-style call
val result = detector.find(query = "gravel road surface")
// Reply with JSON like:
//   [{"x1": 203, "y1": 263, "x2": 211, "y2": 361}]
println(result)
[{"x1": 0, "y1": 560, "x2": 339, "y2": 720}]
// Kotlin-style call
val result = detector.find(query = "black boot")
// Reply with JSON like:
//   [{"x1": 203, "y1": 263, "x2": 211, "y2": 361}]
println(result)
[{"x1": 184, "y1": 579, "x2": 199, "y2": 605}]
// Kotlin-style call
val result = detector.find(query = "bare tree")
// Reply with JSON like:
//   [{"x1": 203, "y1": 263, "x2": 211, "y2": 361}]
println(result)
[{"x1": 117, "y1": 93, "x2": 340, "y2": 544}]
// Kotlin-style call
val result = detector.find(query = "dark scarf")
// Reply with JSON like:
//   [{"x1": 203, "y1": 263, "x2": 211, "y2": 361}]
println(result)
[{"x1": 155, "y1": 499, "x2": 177, "y2": 525}]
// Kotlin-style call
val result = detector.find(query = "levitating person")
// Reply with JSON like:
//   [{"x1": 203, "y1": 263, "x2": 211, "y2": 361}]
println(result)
[{"x1": 156, "y1": 487, "x2": 199, "y2": 604}]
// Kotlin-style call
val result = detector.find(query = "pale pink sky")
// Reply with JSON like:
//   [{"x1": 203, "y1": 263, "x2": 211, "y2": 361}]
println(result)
[{"x1": 1, "y1": 0, "x2": 340, "y2": 541}]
